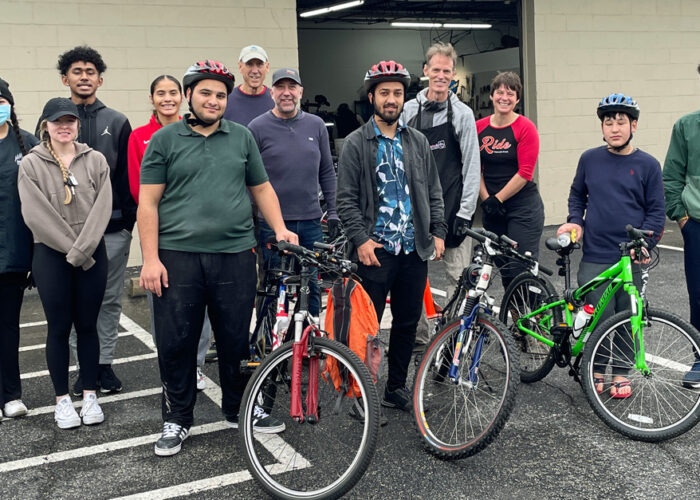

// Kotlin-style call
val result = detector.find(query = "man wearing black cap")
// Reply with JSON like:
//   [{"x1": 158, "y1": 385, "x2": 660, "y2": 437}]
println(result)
[
  {"x1": 248, "y1": 68, "x2": 339, "y2": 318},
  {"x1": 138, "y1": 60, "x2": 296, "y2": 456},
  {"x1": 37, "y1": 46, "x2": 134, "y2": 396}
]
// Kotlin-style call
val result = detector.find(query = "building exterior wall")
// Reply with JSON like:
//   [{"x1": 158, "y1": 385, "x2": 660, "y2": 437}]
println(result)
[
  {"x1": 532, "y1": 0, "x2": 700, "y2": 223},
  {"x1": 0, "y1": 0, "x2": 297, "y2": 266}
]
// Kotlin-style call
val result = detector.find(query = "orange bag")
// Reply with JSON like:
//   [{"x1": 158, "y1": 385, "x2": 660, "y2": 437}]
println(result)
[{"x1": 323, "y1": 278, "x2": 382, "y2": 397}]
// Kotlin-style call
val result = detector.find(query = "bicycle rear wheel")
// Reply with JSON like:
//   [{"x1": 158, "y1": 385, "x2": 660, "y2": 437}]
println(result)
[
  {"x1": 499, "y1": 272, "x2": 561, "y2": 383},
  {"x1": 413, "y1": 313, "x2": 519, "y2": 460},
  {"x1": 581, "y1": 308, "x2": 700, "y2": 442},
  {"x1": 240, "y1": 337, "x2": 380, "y2": 500}
]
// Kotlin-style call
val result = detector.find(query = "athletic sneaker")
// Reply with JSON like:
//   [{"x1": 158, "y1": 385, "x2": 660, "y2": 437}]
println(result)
[
  {"x1": 225, "y1": 405, "x2": 286, "y2": 434},
  {"x1": 3, "y1": 399, "x2": 28, "y2": 418},
  {"x1": 155, "y1": 422, "x2": 189, "y2": 456},
  {"x1": 99, "y1": 364, "x2": 123, "y2": 393},
  {"x1": 381, "y1": 386, "x2": 411, "y2": 411},
  {"x1": 55, "y1": 396, "x2": 81, "y2": 429},
  {"x1": 196, "y1": 367, "x2": 206, "y2": 391},
  {"x1": 682, "y1": 359, "x2": 700, "y2": 389},
  {"x1": 80, "y1": 393, "x2": 104, "y2": 425},
  {"x1": 205, "y1": 342, "x2": 218, "y2": 362}
]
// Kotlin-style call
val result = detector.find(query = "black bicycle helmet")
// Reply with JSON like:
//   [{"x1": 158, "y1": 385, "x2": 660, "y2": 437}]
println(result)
[
  {"x1": 182, "y1": 59, "x2": 235, "y2": 95},
  {"x1": 596, "y1": 93, "x2": 640, "y2": 121},
  {"x1": 363, "y1": 60, "x2": 411, "y2": 94}
]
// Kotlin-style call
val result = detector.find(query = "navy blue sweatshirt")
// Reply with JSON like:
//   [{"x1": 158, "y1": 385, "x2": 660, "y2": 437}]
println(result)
[
  {"x1": 567, "y1": 146, "x2": 665, "y2": 263},
  {"x1": 248, "y1": 110, "x2": 336, "y2": 221}
]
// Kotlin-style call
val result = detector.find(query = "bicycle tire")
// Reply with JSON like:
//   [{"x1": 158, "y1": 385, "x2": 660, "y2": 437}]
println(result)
[
  {"x1": 413, "y1": 313, "x2": 519, "y2": 460},
  {"x1": 581, "y1": 308, "x2": 700, "y2": 442},
  {"x1": 240, "y1": 337, "x2": 380, "y2": 500},
  {"x1": 499, "y1": 272, "x2": 561, "y2": 383}
]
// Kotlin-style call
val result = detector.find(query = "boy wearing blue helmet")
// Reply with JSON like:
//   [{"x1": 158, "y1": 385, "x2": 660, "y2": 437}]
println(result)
[{"x1": 557, "y1": 94, "x2": 666, "y2": 398}]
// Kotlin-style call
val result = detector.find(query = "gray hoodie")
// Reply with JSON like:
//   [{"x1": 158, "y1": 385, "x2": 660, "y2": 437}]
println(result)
[
  {"x1": 18, "y1": 142, "x2": 112, "y2": 270},
  {"x1": 402, "y1": 89, "x2": 481, "y2": 221}
]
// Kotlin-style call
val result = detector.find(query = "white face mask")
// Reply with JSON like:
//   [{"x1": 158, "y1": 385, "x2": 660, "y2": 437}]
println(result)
[{"x1": 0, "y1": 104, "x2": 10, "y2": 126}]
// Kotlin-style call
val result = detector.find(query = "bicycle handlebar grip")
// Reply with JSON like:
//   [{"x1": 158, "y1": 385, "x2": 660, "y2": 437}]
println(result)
[
  {"x1": 625, "y1": 224, "x2": 654, "y2": 240},
  {"x1": 463, "y1": 227, "x2": 486, "y2": 243},
  {"x1": 499, "y1": 234, "x2": 518, "y2": 249},
  {"x1": 275, "y1": 240, "x2": 315, "y2": 258},
  {"x1": 539, "y1": 264, "x2": 554, "y2": 276},
  {"x1": 313, "y1": 241, "x2": 334, "y2": 251}
]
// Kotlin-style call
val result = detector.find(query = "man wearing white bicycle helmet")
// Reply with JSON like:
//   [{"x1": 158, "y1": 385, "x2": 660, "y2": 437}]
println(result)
[
  {"x1": 138, "y1": 59, "x2": 297, "y2": 456},
  {"x1": 337, "y1": 60, "x2": 446, "y2": 412},
  {"x1": 557, "y1": 93, "x2": 665, "y2": 399}
]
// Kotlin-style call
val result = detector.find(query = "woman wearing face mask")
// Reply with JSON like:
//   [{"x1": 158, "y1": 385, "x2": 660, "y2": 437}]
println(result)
[
  {"x1": 18, "y1": 97, "x2": 112, "y2": 429},
  {"x1": 127, "y1": 75, "x2": 211, "y2": 391},
  {"x1": 0, "y1": 77, "x2": 39, "y2": 419}
]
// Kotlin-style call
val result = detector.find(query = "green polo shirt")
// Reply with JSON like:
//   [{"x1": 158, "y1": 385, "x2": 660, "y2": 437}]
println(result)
[{"x1": 140, "y1": 116, "x2": 268, "y2": 253}]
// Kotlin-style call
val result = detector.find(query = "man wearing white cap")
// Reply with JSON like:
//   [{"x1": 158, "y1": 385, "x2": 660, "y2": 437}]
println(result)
[{"x1": 223, "y1": 45, "x2": 274, "y2": 126}]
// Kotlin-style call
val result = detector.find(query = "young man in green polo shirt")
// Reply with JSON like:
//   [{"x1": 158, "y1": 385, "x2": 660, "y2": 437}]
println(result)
[{"x1": 138, "y1": 60, "x2": 297, "y2": 457}]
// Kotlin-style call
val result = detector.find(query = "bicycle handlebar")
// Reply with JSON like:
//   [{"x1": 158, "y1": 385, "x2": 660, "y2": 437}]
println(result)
[
  {"x1": 463, "y1": 227, "x2": 553, "y2": 276},
  {"x1": 274, "y1": 240, "x2": 357, "y2": 275},
  {"x1": 625, "y1": 225, "x2": 654, "y2": 246}
]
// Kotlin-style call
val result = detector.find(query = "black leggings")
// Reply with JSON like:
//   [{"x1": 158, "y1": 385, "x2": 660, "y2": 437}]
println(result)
[
  {"x1": 32, "y1": 242, "x2": 107, "y2": 396},
  {"x1": 0, "y1": 272, "x2": 26, "y2": 406}
]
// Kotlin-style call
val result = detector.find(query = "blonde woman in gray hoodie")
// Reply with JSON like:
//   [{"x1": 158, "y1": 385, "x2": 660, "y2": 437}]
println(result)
[{"x1": 18, "y1": 98, "x2": 112, "y2": 429}]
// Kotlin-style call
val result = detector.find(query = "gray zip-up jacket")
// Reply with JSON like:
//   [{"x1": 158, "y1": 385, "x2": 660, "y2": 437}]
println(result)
[
  {"x1": 336, "y1": 120, "x2": 446, "y2": 261},
  {"x1": 402, "y1": 89, "x2": 481, "y2": 220},
  {"x1": 18, "y1": 142, "x2": 112, "y2": 270}
]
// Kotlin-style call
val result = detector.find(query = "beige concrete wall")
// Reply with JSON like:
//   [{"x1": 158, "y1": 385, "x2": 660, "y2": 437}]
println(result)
[
  {"x1": 0, "y1": 0, "x2": 298, "y2": 266},
  {"x1": 533, "y1": 0, "x2": 700, "y2": 224}
]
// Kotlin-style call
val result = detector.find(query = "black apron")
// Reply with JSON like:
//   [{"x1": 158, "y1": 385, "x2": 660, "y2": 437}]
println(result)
[{"x1": 416, "y1": 98, "x2": 465, "y2": 248}]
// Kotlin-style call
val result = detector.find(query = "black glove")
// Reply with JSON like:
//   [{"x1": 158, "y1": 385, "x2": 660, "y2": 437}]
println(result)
[
  {"x1": 327, "y1": 218, "x2": 341, "y2": 242},
  {"x1": 452, "y1": 216, "x2": 472, "y2": 237},
  {"x1": 482, "y1": 196, "x2": 506, "y2": 217}
]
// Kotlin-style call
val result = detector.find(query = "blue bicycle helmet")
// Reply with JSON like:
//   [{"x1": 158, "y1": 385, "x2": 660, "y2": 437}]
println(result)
[{"x1": 597, "y1": 93, "x2": 640, "y2": 121}]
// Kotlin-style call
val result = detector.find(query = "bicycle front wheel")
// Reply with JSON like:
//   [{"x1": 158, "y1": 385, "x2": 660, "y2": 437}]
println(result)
[
  {"x1": 240, "y1": 337, "x2": 380, "y2": 500},
  {"x1": 499, "y1": 272, "x2": 561, "y2": 383},
  {"x1": 413, "y1": 313, "x2": 519, "y2": 459},
  {"x1": 581, "y1": 308, "x2": 700, "y2": 442}
]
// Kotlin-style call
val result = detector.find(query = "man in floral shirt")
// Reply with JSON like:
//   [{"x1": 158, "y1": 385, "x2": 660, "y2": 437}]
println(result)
[{"x1": 337, "y1": 61, "x2": 446, "y2": 412}]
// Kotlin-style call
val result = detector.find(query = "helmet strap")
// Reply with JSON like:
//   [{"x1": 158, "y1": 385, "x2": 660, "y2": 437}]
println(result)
[{"x1": 605, "y1": 133, "x2": 633, "y2": 153}]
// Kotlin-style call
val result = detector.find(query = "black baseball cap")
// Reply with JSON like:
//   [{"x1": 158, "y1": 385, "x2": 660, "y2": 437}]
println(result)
[
  {"x1": 272, "y1": 68, "x2": 302, "y2": 86},
  {"x1": 42, "y1": 97, "x2": 80, "y2": 122},
  {"x1": 0, "y1": 77, "x2": 14, "y2": 105}
]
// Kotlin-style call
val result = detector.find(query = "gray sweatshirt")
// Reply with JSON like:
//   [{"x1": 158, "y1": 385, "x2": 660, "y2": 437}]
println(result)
[
  {"x1": 18, "y1": 142, "x2": 112, "y2": 270},
  {"x1": 402, "y1": 89, "x2": 481, "y2": 220}
]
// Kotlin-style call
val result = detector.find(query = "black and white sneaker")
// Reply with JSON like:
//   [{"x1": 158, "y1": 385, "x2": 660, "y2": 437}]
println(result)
[
  {"x1": 154, "y1": 422, "x2": 189, "y2": 456},
  {"x1": 381, "y1": 386, "x2": 411, "y2": 411},
  {"x1": 225, "y1": 405, "x2": 286, "y2": 434},
  {"x1": 99, "y1": 364, "x2": 123, "y2": 393}
]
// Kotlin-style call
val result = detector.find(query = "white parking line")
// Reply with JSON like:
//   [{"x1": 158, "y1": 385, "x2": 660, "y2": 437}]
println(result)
[
  {"x1": 646, "y1": 354, "x2": 691, "y2": 372},
  {"x1": 20, "y1": 352, "x2": 158, "y2": 380},
  {"x1": 658, "y1": 244, "x2": 683, "y2": 252},
  {"x1": 19, "y1": 331, "x2": 134, "y2": 353},
  {"x1": 19, "y1": 320, "x2": 47, "y2": 328},
  {"x1": 112, "y1": 470, "x2": 254, "y2": 500}
]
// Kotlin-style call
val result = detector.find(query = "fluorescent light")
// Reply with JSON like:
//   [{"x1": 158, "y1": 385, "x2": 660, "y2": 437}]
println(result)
[
  {"x1": 443, "y1": 23, "x2": 492, "y2": 29},
  {"x1": 419, "y1": 76, "x2": 429, "y2": 81},
  {"x1": 391, "y1": 22, "x2": 442, "y2": 28},
  {"x1": 300, "y1": 0, "x2": 364, "y2": 18}
]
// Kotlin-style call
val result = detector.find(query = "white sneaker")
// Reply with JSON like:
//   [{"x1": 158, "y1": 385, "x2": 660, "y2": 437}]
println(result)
[
  {"x1": 196, "y1": 367, "x2": 206, "y2": 391},
  {"x1": 55, "y1": 396, "x2": 81, "y2": 429},
  {"x1": 3, "y1": 399, "x2": 28, "y2": 418},
  {"x1": 80, "y1": 393, "x2": 104, "y2": 425}
]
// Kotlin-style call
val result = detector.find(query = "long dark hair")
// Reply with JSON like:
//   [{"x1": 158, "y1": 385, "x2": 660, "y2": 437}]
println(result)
[
  {"x1": 149, "y1": 75, "x2": 182, "y2": 118},
  {"x1": 9, "y1": 106, "x2": 28, "y2": 156}
]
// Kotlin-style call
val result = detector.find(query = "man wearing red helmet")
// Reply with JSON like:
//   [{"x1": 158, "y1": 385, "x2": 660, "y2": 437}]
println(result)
[
  {"x1": 138, "y1": 60, "x2": 297, "y2": 456},
  {"x1": 337, "y1": 60, "x2": 446, "y2": 412}
]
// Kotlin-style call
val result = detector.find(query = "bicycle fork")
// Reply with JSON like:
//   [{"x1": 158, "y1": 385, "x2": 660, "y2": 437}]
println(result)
[
  {"x1": 447, "y1": 300, "x2": 484, "y2": 387},
  {"x1": 290, "y1": 324, "x2": 320, "y2": 424}
]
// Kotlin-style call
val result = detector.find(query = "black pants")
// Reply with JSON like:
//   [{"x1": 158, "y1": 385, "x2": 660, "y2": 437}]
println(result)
[
  {"x1": 32, "y1": 242, "x2": 107, "y2": 396},
  {"x1": 357, "y1": 249, "x2": 427, "y2": 392},
  {"x1": 0, "y1": 273, "x2": 26, "y2": 406},
  {"x1": 154, "y1": 249, "x2": 257, "y2": 428},
  {"x1": 482, "y1": 191, "x2": 545, "y2": 287}
]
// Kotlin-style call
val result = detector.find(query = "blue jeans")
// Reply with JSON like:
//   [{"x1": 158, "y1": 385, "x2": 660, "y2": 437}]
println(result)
[{"x1": 259, "y1": 219, "x2": 324, "y2": 317}]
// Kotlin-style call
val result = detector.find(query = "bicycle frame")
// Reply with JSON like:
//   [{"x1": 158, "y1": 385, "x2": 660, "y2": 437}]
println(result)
[{"x1": 515, "y1": 254, "x2": 649, "y2": 373}]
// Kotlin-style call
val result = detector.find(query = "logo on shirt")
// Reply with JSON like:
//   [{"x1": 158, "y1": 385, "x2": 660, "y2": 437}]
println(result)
[
  {"x1": 14, "y1": 153, "x2": 22, "y2": 166},
  {"x1": 143, "y1": 140, "x2": 150, "y2": 145},
  {"x1": 480, "y1": 136, "x2": 511, "y2": 154},
  {"x1": 101, "y1": 126, "x2": 111, "y2": 136},
  {"x1": 308, "y1": 137, "x2": 314, "y2": 141},
  {"x1": 430, "y1": 140, "x2": 446, "y2": 151}
]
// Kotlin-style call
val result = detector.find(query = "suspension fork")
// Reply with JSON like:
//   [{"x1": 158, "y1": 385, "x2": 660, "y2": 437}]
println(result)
[{"x1": 447, "y1": 298, "x2": 480, "y2": 383}]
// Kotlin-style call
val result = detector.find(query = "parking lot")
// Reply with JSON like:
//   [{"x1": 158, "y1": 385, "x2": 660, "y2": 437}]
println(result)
[{"x1": 1, "y1": 225, "x2": 699, "y2": 499}]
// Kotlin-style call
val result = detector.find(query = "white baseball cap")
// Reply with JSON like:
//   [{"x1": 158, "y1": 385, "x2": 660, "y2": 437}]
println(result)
[{"x1": 239, "y1": 45, "x2": 268, "y2": 63}]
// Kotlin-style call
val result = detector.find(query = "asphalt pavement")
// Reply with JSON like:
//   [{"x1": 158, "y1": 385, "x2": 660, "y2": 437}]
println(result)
[{"x1": 1, "y1": 224, "x2": 698, "y2": 499}]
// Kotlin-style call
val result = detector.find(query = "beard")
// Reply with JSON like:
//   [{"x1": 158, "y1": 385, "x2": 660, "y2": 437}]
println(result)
[{"x1": 373, "y1": 101, "x2": 402, "y2": 126}]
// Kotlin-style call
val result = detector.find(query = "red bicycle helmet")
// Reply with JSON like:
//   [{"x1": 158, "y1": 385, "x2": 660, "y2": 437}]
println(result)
[
  {"x1": 363, "y1": 60, "x2": 411, "y2": 93},
  {"x1": 183, "y1": 60, "x2": 235, "y2": 94}
]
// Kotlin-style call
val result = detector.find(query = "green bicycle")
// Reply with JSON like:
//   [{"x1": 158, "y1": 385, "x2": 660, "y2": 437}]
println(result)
[{"x1": 499, "y1": 225, "x2": 700, "y2": 442}]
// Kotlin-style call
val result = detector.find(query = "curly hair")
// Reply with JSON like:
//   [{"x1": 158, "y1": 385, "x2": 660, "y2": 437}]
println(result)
[{"x1": 57, "y1": 46, "x2": 107, "y2": 75}]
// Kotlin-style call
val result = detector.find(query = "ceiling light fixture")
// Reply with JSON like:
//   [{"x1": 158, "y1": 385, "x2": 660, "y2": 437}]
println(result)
[
  {"x1": 391, "y1": 22, "x2": 442, "y2": 28},
  {"x1": 391, "y1": 21, "x2": 492, "y2": 29},
  {"x1": 300, "y1": 0, "x2": 364, "y2": 18},
  {"x1": 443, "y1": 23, "x2": 492, "y2": 29}
]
